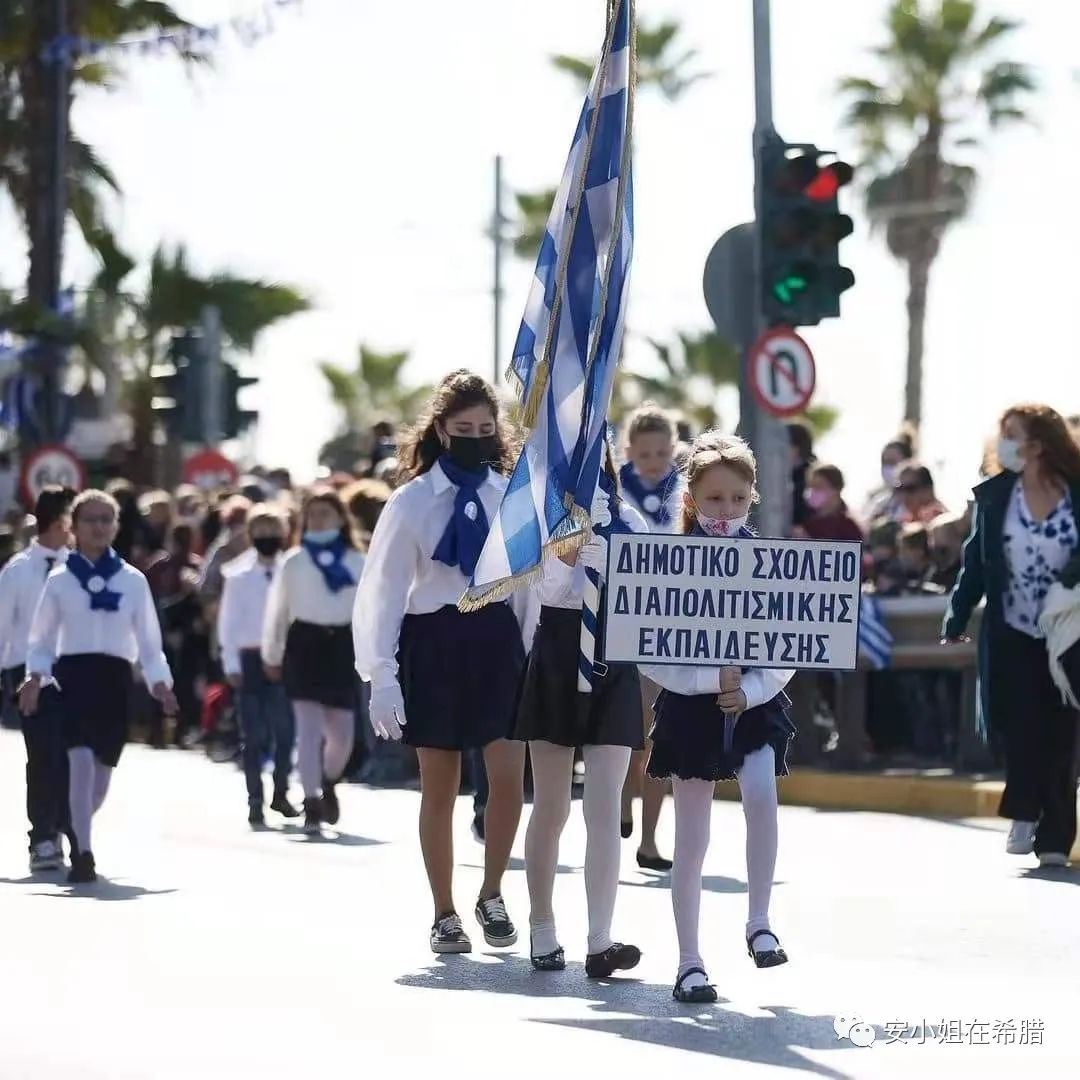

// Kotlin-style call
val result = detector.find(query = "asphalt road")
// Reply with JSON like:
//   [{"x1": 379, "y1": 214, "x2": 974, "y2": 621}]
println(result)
[{"x1": 1, "y1": 731, "x2": 1077, "y2": 1078}]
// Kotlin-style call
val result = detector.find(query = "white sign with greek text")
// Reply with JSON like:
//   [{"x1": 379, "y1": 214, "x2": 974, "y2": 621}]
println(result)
[{"x1": 603, "y1": 534, "x2": 863, "y2": 671}]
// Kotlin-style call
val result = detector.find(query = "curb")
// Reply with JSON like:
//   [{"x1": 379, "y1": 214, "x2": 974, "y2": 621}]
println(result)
[{"x1": 713, "y1": 769, "x2": 1080, "y2": 861}]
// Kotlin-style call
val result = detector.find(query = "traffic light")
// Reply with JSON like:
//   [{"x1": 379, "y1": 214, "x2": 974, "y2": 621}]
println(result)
[
  {"x1": 222, "y1": 363, "x2": 258, "y2": 438},
  {"x1": 759, "y1": 135, "x2": 855, "y2": 327},
  {"x1": 152, "y1": 333, "x2": 204, "y2": 442}
]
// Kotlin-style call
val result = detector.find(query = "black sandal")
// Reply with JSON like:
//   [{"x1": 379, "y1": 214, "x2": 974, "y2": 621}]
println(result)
[
  {"x1": 530, "y1": 947, "x2": 566, "y2": 972},
  {"x1": 672, "y1": 967, "x2": 718, "y2": 1004},
  {"x1": 747, "y1": 928, "x2": 788, "y2": 968}
]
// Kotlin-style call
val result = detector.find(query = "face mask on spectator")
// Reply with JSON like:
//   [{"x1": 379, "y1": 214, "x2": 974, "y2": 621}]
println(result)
[
  {"x1": 805, "y1": 487, "x2": 832, "y2": 511},
  {"x1": 997, "y1": 437, "x2": 1024, "y2": 473},
  {"x1": 881, "y1": 464, "x2": 899, "y2": 488}
]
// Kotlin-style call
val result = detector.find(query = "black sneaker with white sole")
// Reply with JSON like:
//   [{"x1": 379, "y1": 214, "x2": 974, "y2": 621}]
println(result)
[
  {"x1": 474, "y1": 895, "x2": 518, "y2": 948},
  {"x1": 430, "y1": 913, "x2": 472, "y2": 954}
]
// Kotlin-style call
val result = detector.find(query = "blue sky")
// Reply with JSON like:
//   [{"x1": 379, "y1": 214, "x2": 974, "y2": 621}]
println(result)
[{"x1": 1, "y1": 0, "x2": 1077, "y2": 510}]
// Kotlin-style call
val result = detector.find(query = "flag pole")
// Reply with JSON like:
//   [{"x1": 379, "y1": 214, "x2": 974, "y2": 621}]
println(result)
[{"x1": 577, "y1": 0, "x2": 636, "y2": 694}]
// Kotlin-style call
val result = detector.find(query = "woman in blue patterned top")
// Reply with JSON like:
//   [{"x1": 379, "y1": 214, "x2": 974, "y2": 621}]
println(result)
[{"x1": 944, "y1": 404, "x2": 1080, "y2": 867}]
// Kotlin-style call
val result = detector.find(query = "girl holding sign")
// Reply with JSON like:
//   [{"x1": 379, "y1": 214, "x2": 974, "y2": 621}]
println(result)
[
  {"x1": 353, "y1": 371, "x2": 537, "y2": 956},
  {"x1": 20, "y1": 490, "x2": 178, "y2": 884},
  {"x1": 515, "y1": 456, "x2": 648, "y2": 977},
  {"x1": 263, "y1": 489, "x2": 365, "y2": 836},
  {"x1": 641, "y1": 433, "x2": 796, "y2": 1004}
]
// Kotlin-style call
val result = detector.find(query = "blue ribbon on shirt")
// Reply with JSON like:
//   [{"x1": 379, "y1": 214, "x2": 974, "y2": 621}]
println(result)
[
  {"x1": 66, "y1": 549, "x2": 123, "y2": 612},
  {"x1": 619, "y1": 462, "x2": 677, "y2": 527},
  {"x1": 301, "y1": 535, "x2": 356, "y2": 593},
  {"x1": 433, "y1": 457, "x2": 490, "y2": 578}
]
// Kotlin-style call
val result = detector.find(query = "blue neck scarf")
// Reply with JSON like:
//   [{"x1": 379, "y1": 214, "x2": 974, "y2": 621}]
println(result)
[
  {"x1": 66, "y1": 549, "x2": 123, "y2": 612},
  {"x1": 619, "y1": 462, "x2": 677, "y2": 527},
  {"x1": 433, "y1": 458, "x2": 490, "y2": 578},
  {"x1": 301, "y1": 534, "x2": 356, "y2": 593}
]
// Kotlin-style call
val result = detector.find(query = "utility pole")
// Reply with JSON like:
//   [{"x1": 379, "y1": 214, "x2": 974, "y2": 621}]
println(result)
[
  {"x1": 200, "y1": 306, "x2": 223, "y2": 446},
  {"x1": 491, "y1": 155, "x2": 507, "y2": 385},
  {"x1": 24, "y1": 0, "x2": 71, "y2": 446},
  {"x1": 750, "y1": 0, "x2": 791, "y2": 540}
]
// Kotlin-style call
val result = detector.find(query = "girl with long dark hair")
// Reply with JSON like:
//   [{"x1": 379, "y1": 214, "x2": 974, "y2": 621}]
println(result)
[{"x1": 353, "y1": 369, "x2": 537, "y2": 954}]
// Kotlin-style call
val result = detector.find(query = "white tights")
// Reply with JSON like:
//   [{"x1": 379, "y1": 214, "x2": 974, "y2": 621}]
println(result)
[
  {"x1": 68, "y1": 747, "x2": 113, "y2": 855},
  {"x1": 672, "y1": 746, "x2": 779, "y2": 987},
  {"x1": 292, "y1": 701, "x2": 355, "y2": 798},
  {"x1": 525, "y1": 741, "x2": 632, "y2": 955}
]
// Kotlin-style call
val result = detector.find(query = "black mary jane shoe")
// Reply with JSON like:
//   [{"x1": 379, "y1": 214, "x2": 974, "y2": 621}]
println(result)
[
  {"x1": 747, "y1": 928, "x2": 789, "y2": 969},
  {"x1": 530, "y1": 947, "x2": 566, "y2": 972},
  {"x1": 672, "y1": 967, "x2": 718, "y2": 1004},
  {"x1": 636, "y1": 850, "x2": 673, "y2": 872},
  {"x1": 585, "y1": 942, "x2": 642, "y2": 979}
]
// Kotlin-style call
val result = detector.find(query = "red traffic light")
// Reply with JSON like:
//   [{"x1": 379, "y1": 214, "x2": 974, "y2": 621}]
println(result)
[{"x1": 804, "y1": 162, "x2": 854, "y2": 202}]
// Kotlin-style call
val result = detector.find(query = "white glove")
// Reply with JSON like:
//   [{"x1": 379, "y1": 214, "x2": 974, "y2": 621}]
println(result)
[
  {"x1": 578, "y1": 535, "x2": 609, "y2": 577},
  {"x1": 369, "y1": 682, "x2": 407, "y2": 741},
  {"x1": 590, "y1": 488, "x2": 612, "y2": 528}
]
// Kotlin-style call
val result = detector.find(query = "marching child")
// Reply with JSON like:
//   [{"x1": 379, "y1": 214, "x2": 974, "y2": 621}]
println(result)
[
  {"x1": 263, "y1": 489, "x2": 364, "y2": 835},
  {"x1": 0, "y1": 486, "x2": 74, "y2": 871},
  {"x1": 218, "y1": 507, "x2": 298, "y2": 827},
  {"x1": 20, "y1": 490, "x2": 177, "y2": 884},
  {"x1": 353, "y1": 369, "x2": 538, "y2": 955},
  {"x1": 617, "y1": 403, "x2": 678, "y2": 870},
  {"x1": 516, "y1": 454, "x2": 647, "y2": 977},
  {"x1": 641, "y1": 433, "x2": 796, "y2": 1004}
]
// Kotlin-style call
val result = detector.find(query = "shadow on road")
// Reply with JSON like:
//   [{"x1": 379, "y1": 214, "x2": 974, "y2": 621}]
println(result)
[
  {"x1": 278, "y1": 825, "x2": 384, "y2": 847},
  {"x1": 397, "y1": 954, "x2": 857, "y2": 1077},
  {"x1": 17, "y1": 878, "x2": 179, "y2": 901},
  {"x1": 1018, "y1": 865, "x2": 1080, "y2": 886}
]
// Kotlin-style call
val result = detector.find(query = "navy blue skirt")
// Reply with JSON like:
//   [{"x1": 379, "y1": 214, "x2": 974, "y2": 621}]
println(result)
[
  {"x1": 647, "y1": 688, "x2": 796, "y2": 782},
  {"x1": 54, "y1": 654, "x2": 133, "y2": 768},
  {"x1": 283, "y1": 620, "x2": 356, "y2": 709},
  {"x1": 398, "y1": 603, "x2": 525, "y2": 751},
  {"x1": 514, "y1": 606, "x2": 644, "y2": 749}
]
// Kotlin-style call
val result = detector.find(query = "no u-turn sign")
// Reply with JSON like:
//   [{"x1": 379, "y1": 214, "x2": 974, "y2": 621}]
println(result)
[{"x1": 749, "y1": 327, "x2": 816, "y2": 418}]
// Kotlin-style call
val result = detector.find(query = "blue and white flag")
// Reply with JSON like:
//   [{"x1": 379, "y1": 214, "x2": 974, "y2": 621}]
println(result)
[
  {"x1": 462, "y1": 0, "x2": 635, "y2": 611},
  {"x1": 857, "y1": 593, "x2": 893, "y2": 670}
]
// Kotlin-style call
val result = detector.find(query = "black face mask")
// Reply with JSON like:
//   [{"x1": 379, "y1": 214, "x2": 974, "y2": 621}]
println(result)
[
  {"x1": 446, "y1": 434, "x2": 498, "y2": 472},
  {"x1": 253, "y1": 536, "x2": 284, "y2": 558}
]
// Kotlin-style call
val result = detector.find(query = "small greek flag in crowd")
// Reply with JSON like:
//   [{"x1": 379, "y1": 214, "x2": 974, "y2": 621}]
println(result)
[
  {"x1": 462, "y1": 0, "x2": 635, "y2": 615},
  {"x1": 858, "y1": 593, "x2": 893, "y2": 670}
]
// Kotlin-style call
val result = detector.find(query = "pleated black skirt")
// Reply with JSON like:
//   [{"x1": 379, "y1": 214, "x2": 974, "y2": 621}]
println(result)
[
  {"x1": 646, "y1": 688, "x2": 796, "y2": 782},
  {"x1": 514, "y1": 606, "x2": 644, "y2": 749},
  {"x1": 54, "y1": 654, "x2": 133, "y2": 768},
  {"x1": 398, "y1": 603, "x2": 525, "y2": 751},
  {"x1": 283, "y1": 620, "x2": 357, "y2": 709}
]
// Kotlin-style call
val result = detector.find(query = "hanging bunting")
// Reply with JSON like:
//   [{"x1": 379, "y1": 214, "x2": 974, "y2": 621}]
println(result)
[{"x1": 41, "y1": 0, "x2": 304, "y2": 66}]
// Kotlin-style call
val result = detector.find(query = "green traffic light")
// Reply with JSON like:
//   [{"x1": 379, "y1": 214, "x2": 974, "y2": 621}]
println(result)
[{"x1": 772, "y1": 275, "x2": 808, "y2": 304}]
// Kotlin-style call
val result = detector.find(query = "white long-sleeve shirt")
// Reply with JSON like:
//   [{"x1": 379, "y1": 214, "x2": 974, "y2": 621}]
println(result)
[
  {"x1": 621, "y1": 468, "x2": 684, "y2": 535},
  {"x1": 262, "y1": 544, "x2": 366, "y2": 667},
  {"x1": 27, "y1": 559, "x2": 173, "y2": 688},
  {"x1": 352, "y1": 461, "x2": 540, "y2": 689},
  {"x1": 0, "y1": 541, "x2": 69, "y2": 670},
  {"x1": 539, "y1": 502, "x2": 649, "y2": 609},
  {"x1": 640, "y1": 662, "x2": 793, "y2": 711},
  {"x1": 218, "y1": 550, "x2": 281, "y2": 676}
]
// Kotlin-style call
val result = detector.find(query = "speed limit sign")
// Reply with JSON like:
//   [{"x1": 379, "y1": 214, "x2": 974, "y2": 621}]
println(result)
[{"x1": 19, "y1": 444, "x2": 86, "y2": 506}]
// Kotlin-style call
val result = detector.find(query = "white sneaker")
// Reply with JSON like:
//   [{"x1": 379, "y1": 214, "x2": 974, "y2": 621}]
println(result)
[
  {"x1": 29, "y1": 839, "x2": 63, "y2": 872},
  {"x1": 1038, "y1": 853, "x2": 1069, "y2": 868},
  {"x1": 1006, "y1": 821, "x2": 1037, "y2": 855}
]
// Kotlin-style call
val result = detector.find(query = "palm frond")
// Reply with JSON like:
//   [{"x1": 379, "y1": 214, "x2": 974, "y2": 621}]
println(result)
[{"x1": 549, "y1": 54, "x2": 593, "y2": 86}]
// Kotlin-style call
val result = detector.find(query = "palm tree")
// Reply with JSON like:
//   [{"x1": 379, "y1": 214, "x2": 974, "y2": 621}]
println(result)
[
  {"x1": 109, "y1": 244, "x2": 308, "y2": 478},
  {"x1": 320, "y1": 345, "x2": 431, "y2": 433},
  {"x1": 513, "y1": 17, "x2": 708, "y2": 262},
  {"x1": 838, "y1": 0, "x2": 1034, "y2": 427},
  {"x1": 619, "y1": 330, "x2": 739, "y2": 431},
  {"x1": 0, "y1": 0, "x2": 200, "y2": 313}
]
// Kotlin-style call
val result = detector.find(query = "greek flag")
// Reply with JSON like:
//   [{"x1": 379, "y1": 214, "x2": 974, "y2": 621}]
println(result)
[
  {"x1": 857, "y1": 593, "x2": 893, "y2": 670},
  {"x1": 461, "y1": 0, "x2": 635, "y2": 622}
]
